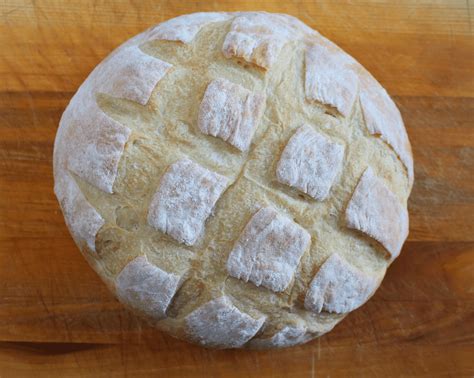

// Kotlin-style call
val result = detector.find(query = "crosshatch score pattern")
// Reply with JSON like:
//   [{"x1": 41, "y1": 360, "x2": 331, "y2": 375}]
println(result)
[{"x1": 53, "y1": 12, "x2": 413, "y2": 349}]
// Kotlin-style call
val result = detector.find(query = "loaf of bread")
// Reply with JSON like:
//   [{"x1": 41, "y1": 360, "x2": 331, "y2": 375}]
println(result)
[{"x1": 53, "y1": 12, "x2": 413, "y2": 349}]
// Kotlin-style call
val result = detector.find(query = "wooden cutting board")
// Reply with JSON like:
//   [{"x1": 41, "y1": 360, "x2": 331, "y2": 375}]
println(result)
[{"x1": 0, "y1": 1, "x2": 473, "y2": 376}]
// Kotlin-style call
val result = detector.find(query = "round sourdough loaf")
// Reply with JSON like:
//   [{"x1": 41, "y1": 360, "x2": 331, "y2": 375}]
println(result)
[{"x1": 54, "y1": 12, "x2": 413, "y2": 349}]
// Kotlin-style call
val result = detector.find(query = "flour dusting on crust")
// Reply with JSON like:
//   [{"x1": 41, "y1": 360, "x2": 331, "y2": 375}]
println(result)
[
  {"x1": 227, "y1": 207, "x2": 311, "y2": 292},
  {"x1": 305, "y1": 43, "x2": 359, "y2": 117},
  {"x1": 147, "y1": 12, "x2": 232, "y2": 43},
  {"x1": 198, "y1": 78, "x2": 265, "y2": 151},
  {"x1": 54, "y1": 172, "x2": 104, "y2": 252},
  {"x1": 360, "y1": 76, "x2": 414, "y2": 183},
  {"x1": 345, "y1": 167, "x2": 409, "y2": 259},
  {"x1": 95, "y1": 45, "x2": 172, "y2": 105},
  {"x1": 185, "y1": 296, "x2": 265, "y2": 348},
  {"x1": 115, "y1": 256, "x2": 181, "y2": 320},
  {"x1": 65, "y1": 102, "x2": 131, "y2": 194},
  {"x1": 147, "y1": 158, "x2": 228, "y2": 246},
  {"x1": 222, "y1": 13, "x2": 308, "y2": 69},
  {"x1": 304, "y1": 253, "x2": 377, "y2": 314},
  {"x1": 248, "y1": 325, "x2": 313, "y2": 349},
  {"x1": 276, "y1": 125, "x2": 345, "y2": 201}
]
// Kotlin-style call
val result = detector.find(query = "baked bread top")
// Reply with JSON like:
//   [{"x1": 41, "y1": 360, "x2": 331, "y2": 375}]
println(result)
[{"x1": 53, "y1": 12, "x2": 413, "y2": 349}]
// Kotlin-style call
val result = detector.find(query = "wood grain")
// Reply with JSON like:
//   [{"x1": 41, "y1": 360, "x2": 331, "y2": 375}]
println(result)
[
  {"x1": 1, "y1": 0, "x2": 473, "y2": 376},
  {"x1": 0, "y1": 342, "x2": 473, "y2": 377}
]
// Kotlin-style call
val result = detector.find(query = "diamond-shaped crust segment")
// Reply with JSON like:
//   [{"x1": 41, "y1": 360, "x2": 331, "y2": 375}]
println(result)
[
  {"x1": 146, "y1": 12, "x2": 232, "y2": 44},
  {"x1": 65, "y1": 102, "x2": 131, "y2": 194},
  {"x1": 345, "y1": 167, "x2": 409, "y2": 259},
  {"x1": 198, "y1": 78, "x2": 265, "y2": 151},
  {"x1": 95, "y1": 45, "x2": 172, "y2": 105},
  {"x1": 227, "y1": 207, "x2": 311, "y2": 292},
  {"x1": 54, "y1": 173, "x2": 104, "y2": 252},
  {"x1": 147, "y1": 158, "x2": 228, "y2": 246},
  {"x1": 115, "y1": 256, "x2": 181, "y2": 320},
  {"x1": 305, "y1": 43, "x2": 359, "y2": 117},
  {"x1": 222, "y1": 13, "x2": 306, "y2": 69},
  {"x1": 276, "y1": 125, "x2": 345, "y2": 201},
  {"x1": 248, "y1": 326, "x2": 312, "y2": 349},
  {"x1": 185, "y1": 296, "x2": 266, "y2": 348},
  {"x1": 304, "y1": 253, "x2": 377, "y2": 314},
  {"x1": 360, "y1": 76, "x2": 414, "y2": 184}
]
